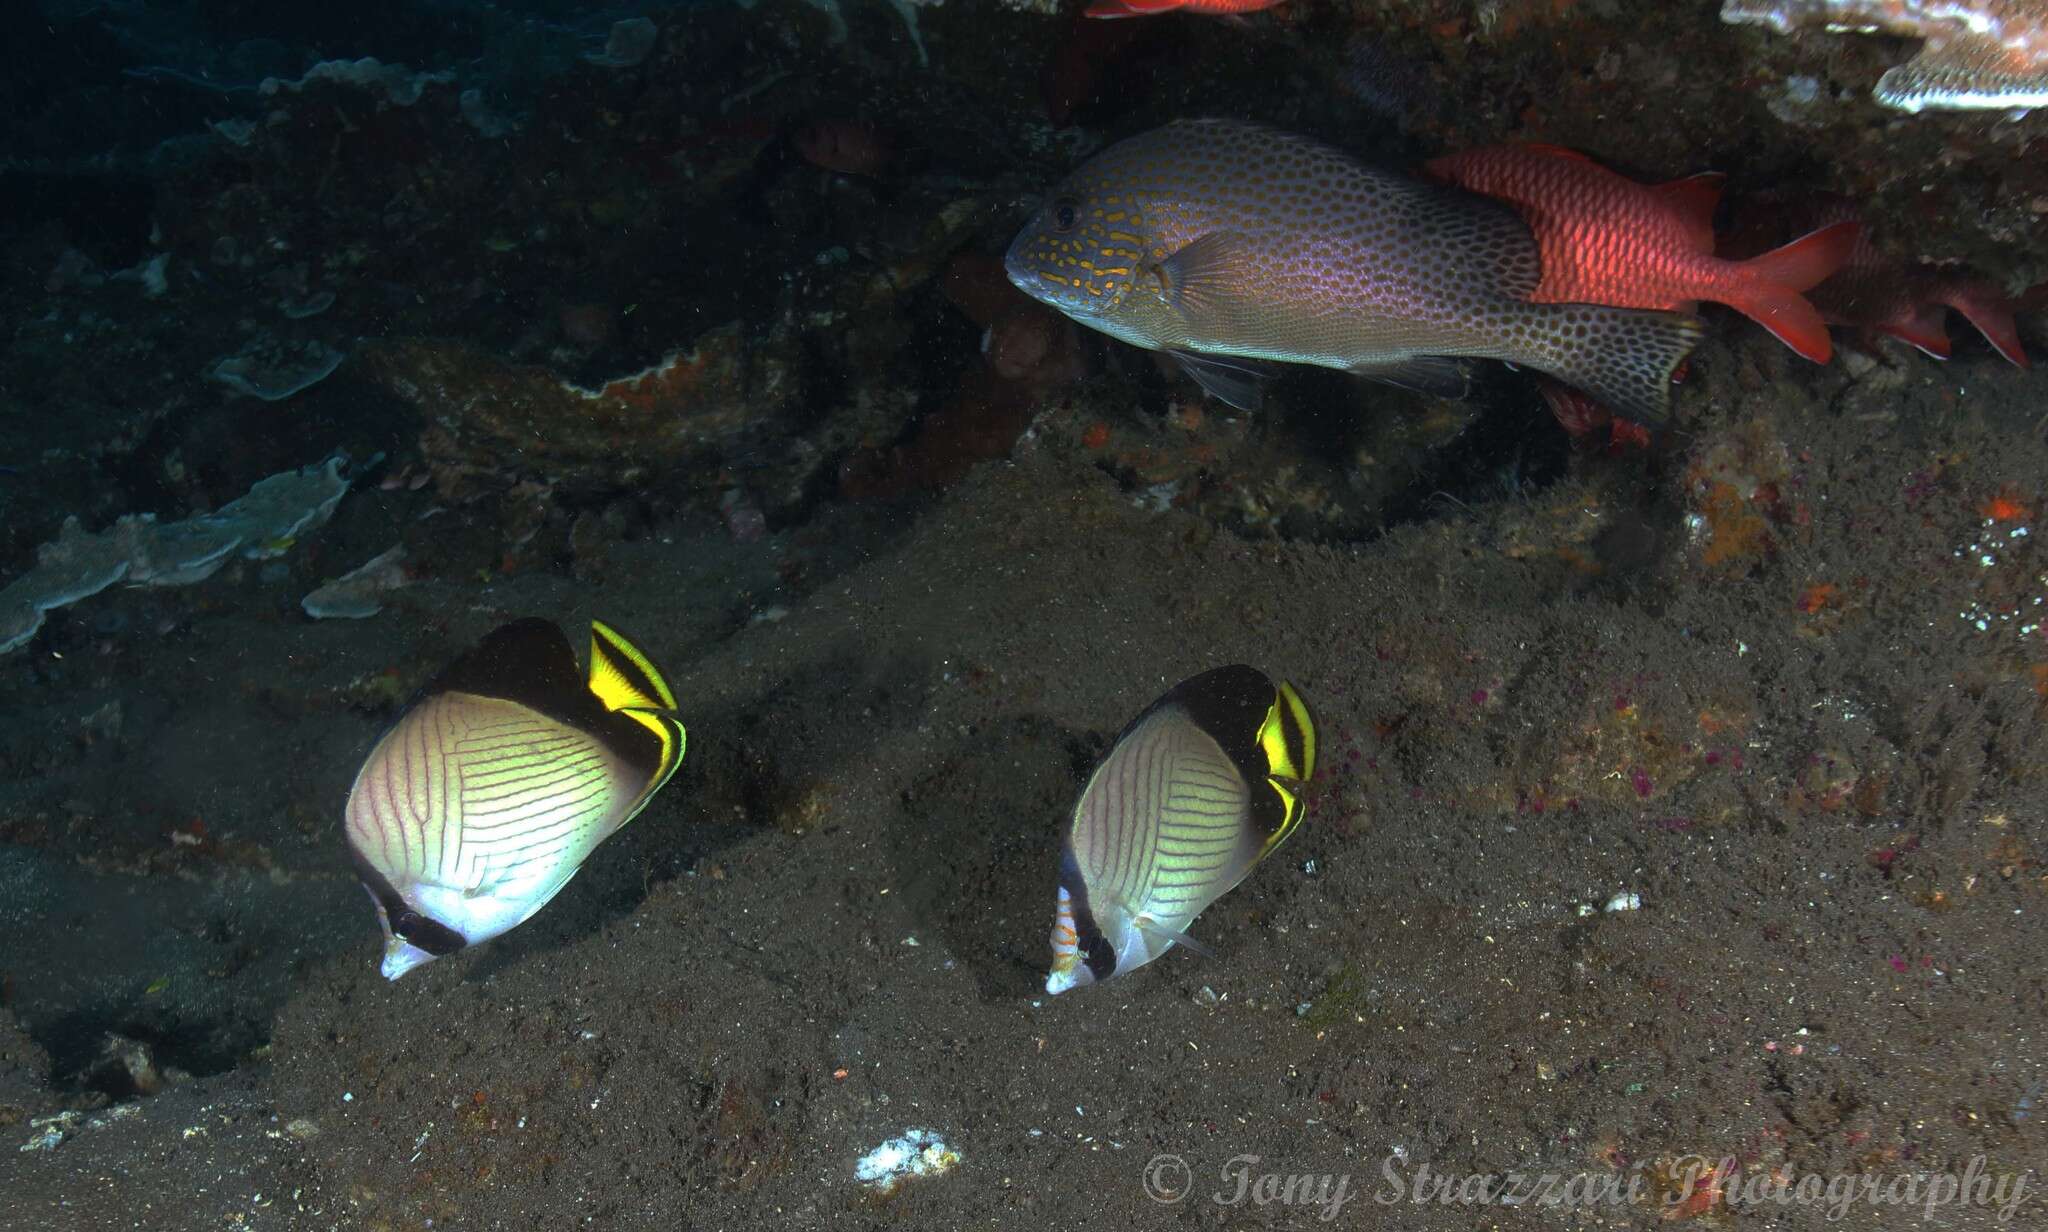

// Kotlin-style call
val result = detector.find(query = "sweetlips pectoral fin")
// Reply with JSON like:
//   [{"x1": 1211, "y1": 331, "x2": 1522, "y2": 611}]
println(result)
[
  {"x1": 1348, "y1": 354, "x2": 1474, "y2": 399},
  {"x1": 1170, "y1": 351, "x2": 1273, "y2": 411},
  {"x1": 1152, "y1": 230, "x2": 1257, "y2": 320}
]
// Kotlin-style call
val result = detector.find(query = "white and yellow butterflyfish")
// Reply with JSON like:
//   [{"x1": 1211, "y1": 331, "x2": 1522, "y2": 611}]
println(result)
[
  {"x1": 1046, "y1": 664, "x2": 1314, "y2": 995},
  {"x1": 344, "y1": 618, "x2": 685, "y2": 980}
]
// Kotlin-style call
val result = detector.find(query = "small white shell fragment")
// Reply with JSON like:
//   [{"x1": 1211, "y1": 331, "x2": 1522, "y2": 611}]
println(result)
[
  {"x1": 1604, "y1": 892, "x2": 1643, "y2": 913},
  {"x1": 855, "y1": 1128, "x2": 959, "y2": 1192},
  {"x1": 18, "y1": 1112, "x2": 78, "y2": 1153}
]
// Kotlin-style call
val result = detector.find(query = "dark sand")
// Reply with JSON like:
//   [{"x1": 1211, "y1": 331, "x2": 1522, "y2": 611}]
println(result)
[{"x1": 5, "y1": 333, "x2": 2046, "y2": 1229}]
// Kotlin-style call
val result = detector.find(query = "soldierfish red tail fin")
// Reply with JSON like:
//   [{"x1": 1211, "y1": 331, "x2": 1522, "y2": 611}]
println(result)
[
  {"x1": 1935, "y1": 283, "x2": 2030, "y2": 369},
  {"x1": 1716, "y1": 221, "x2": 1859, "y2": 363},
  {"x1": 1518, "y1": 303, "x2": 1702, "y2": 427},
  {"x1": 1723, "y1": 283, "x2": 1836, "y2": 363},
  {"x1": 1733, "y1": 220, "x2": 1859, "y2": 293}
]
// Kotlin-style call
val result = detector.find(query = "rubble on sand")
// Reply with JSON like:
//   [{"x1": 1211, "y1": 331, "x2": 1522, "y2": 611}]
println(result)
[
  {"x1": 0, "y1": 456, "x2": 354, "y2": 655},
  {"x1": 257, "y1": 57, "x2": 455, "y2": 108},
  {"x1": 303, "y1": 545, "x2": 410, "y2": 620},
  {"x1": 585, "y1": 17, "x2": 660, "y2": 69},
  {"x1": 208, "y1": 339, "x2": 348, "y2": 402}
]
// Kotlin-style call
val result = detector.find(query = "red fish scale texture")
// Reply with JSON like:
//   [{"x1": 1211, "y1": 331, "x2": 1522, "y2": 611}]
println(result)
[{"x1": 1428, "y1": 147, "x2": 1725, "y2": 310}]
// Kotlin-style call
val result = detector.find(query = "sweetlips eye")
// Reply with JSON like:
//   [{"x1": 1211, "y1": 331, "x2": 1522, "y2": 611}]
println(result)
[{"x1": 1053, "y1": 199, "x2": 1079, "y2": 232}]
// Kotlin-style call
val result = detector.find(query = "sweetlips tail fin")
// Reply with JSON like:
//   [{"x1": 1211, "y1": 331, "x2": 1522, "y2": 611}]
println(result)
[{"x1": 1518, "y1": 304, "x2": 1703, "y2": 426}]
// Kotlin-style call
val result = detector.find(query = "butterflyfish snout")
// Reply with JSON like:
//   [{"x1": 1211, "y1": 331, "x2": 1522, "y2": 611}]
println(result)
[
  {"x1": 343, "y1": 618, "x2": 686, "y2": 981},
  {"x1": 1045, "y1": 665, "x2": 1315, "y2": 995}
]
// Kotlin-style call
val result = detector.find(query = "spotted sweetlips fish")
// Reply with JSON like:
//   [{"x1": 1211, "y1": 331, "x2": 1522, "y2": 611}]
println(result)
[
  {"x1": 1006, "y1": 119, "x2": 1703, "y2": 424},
  {"x1": 1427, "y1": 143, "x2": 1859, "y2": 364}
]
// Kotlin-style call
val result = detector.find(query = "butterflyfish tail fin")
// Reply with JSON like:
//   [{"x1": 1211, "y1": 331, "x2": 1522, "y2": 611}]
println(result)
[
  {"x1": 587, "y1": 620, "x2": 687, "y2": 812},
  {"x1": 1253, "y1": 679, "x2": 1315, "y2": 857},
  {"x1": 589, "y1": 619, "x2": 679, "y2": 713}
]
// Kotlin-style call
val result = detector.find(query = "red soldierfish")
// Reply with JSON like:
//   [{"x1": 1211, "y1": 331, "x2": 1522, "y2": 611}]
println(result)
[
  {"x1": 1757, "y1": 196, "x2": 2033, "y2": 368},
  {"x1": 1847, "y1": 269, "x2": 2035, "y2": 368},
  {"x1": 1427, "y1": 143, "x2": 1859, "y2": 364},
  {"x1": 1086, "y1": 0, "x2": 1286, "y2": 17}
]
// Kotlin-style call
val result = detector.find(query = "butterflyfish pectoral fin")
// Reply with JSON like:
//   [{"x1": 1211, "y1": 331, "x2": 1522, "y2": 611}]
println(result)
[{"x1": 1135, "y1": 915, "x2": 1213, "y2": 958}]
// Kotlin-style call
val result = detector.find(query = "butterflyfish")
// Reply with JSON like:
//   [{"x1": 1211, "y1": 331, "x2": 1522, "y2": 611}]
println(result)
[
  {"x1": 343, "y1": 618, "x2": 686, "y2": 980},
  {"x1": 1046, "y1": 665, "x2": 1315, "y2": 995}
]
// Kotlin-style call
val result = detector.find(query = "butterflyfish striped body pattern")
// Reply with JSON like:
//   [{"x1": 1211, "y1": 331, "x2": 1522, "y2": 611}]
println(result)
[
  {"x1": 344, "y1": 618, "x2": 686, "y2": 981},
  {"x1": 1046, "y1": 665, "x2": 1315, "y2": 995}
]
